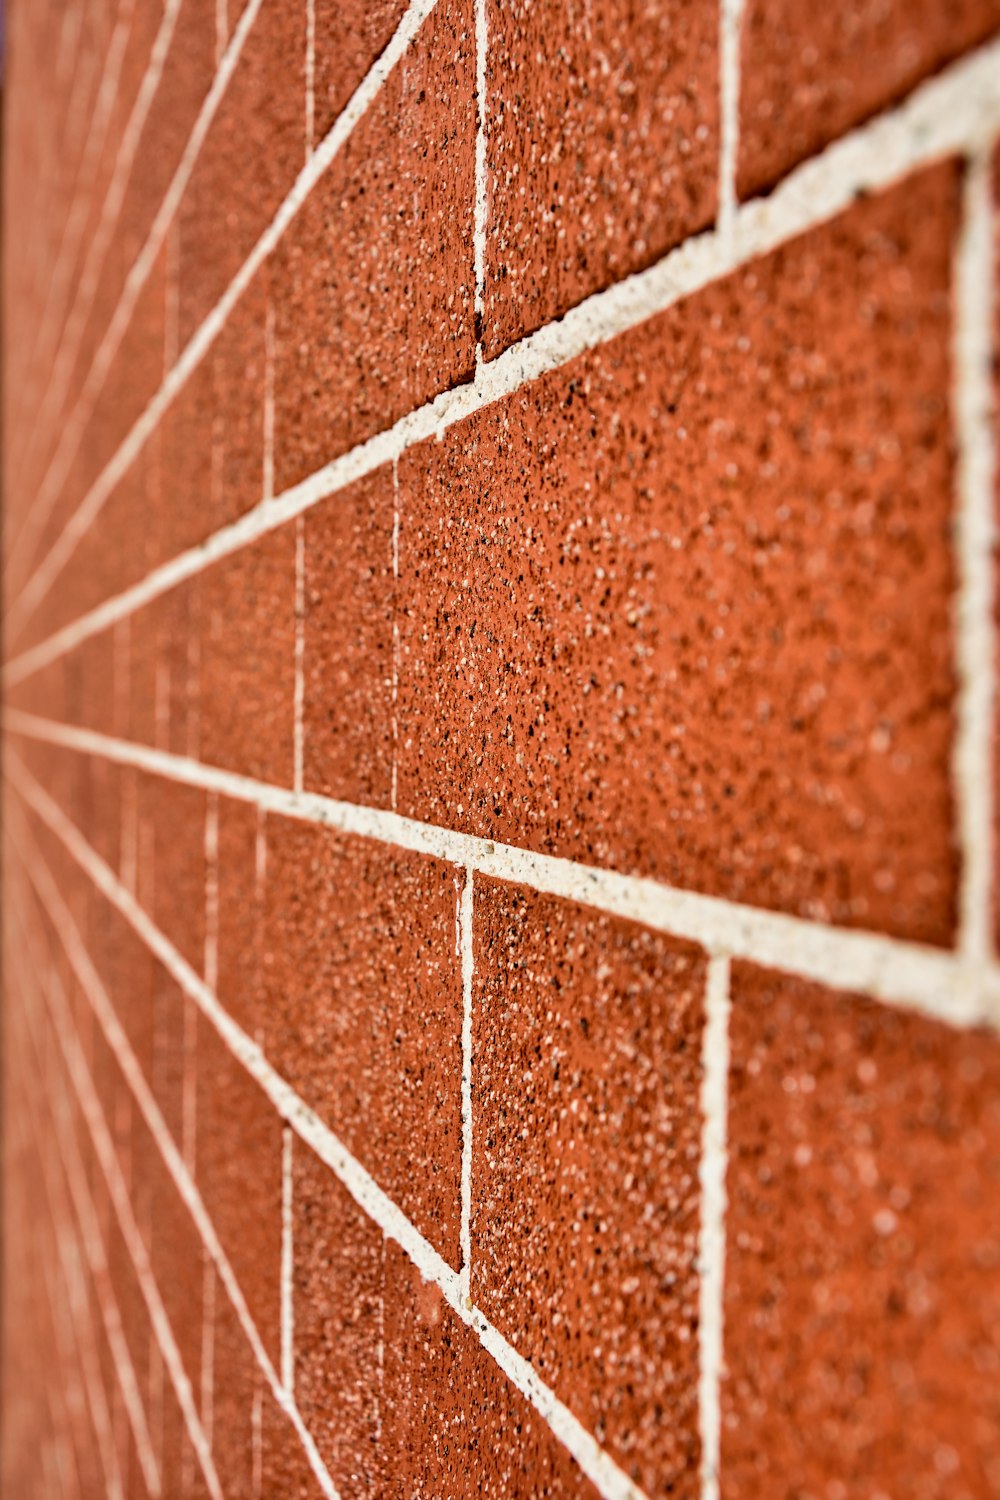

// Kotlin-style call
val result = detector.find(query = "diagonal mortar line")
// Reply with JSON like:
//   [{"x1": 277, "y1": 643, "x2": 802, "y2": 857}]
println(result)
[
  {"x1": 5, "y1": 0, "x2": 266, "y2": 594},
  {"x1": 696, "y1": 956, "x2": 731, "y2": 1500},
  {"x1": 5, "y1": 749, "x2": 656, "y2": 1500},
  {"x1": 7, "y1": 709, "x2": 1000, "y2": 1029},
  {"x1": 5, "y1": 0, "x2": 443, "y2": 631},
  {"x1": 952, "y1": 151, "x2": 999, "y2": 966},
  {"x1": 8, "y1": 33, "x2": 1000, "y2": 664},
  {"x1": 6, "y1": 808, "x2": 343, "y2": 1500},
  {"x1": 5, "y1": 0, "x2": 186, "y2": 559},
  {"x1": 5, "y1": 849, "x2": 225, "y2": 1500},
  {"x1": 9, "y1": 925, "x2": 163, "y2": 1497}
]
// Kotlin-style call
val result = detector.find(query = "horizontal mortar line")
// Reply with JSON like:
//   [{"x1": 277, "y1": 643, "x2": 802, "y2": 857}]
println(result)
[
  {"x1": 4, "y1": 0, "x2": 267, "y2": 599},
  {"x1": 5, "y1": 0, "x2": 442, "y2": 633},
  {"x1": 5, "y1": 749, "x2": 654, "y2": 1500},
  {"x1": 5, "y1": 0, "x2": 187, "y2": 559},
  {"x1": 10, "y1": 954, "x2": 163, "y2": 1498},
  {"x1": 7, "y1": 33, "x2": 1000, "y2": 676},
  {"x1": 7, "y1": 708, "x2": 1000, "y2": 1029},
  {"x1": 4, "y1": 867, "x2": 224, "y2": 1500},
  {"x1": 5, "y1": 813, "x2": 343, "y2": 1500}
]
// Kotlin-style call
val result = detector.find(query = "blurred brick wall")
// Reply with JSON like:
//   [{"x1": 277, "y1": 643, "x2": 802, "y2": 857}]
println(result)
[{"x1": 3, "y1": 2, "x2": 1000, "y2": 1496}]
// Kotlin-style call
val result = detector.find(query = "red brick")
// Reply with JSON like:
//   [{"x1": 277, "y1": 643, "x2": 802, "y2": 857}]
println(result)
[
  {"x1": 178, "y1": 1, "x2": 305, "y2": 346},
  {"x1": 135, "y1": 771, "x2": 207, "y2": 976},
  {"x1": 260, "y1": 1394, "x2": 328, "y2": 1499},
  {"x1": 216, "y1": 793, "x2": 264, "y2": 1037},
  {"x1": 258, "y1": 814, "x2": 464, "y2": 1267},
  {"x1": 158, "y1": 345, "x2": 216, "y2": 564},
  {"x1": 272, "y1": 0, "x2": 475, "y2": 495},
  {"x1": 195, "y1": 1014, "x2": 283, "y2": 1369},
  {"x1": 722, "y1": 963, "x2": 1000, "y2": 1499},
  {"x1": 738, "y1": 0, "x2": 1000, "y2": 200},
  {"x1": 472, "y1": 880, "x2": 705, "y2": 1496},
  {"x1": 292, "y1": 1143, "x2": 596, "y2": 1498},
  {"x1": 197, "y1": 525, "x2": 296, "y2": 784},
  {"x1": 292, "y1": 1143, "x2": 386, "y2": 1495},
  {"x1": 312, "y1": 0, "x2": 409, "y2": 144},
  {"x1": 397, "y1": 163, "x2": 961, "y2": 945},
  {"x1": 483, "y1": 0, "x2": 719, "y2": 359},
  {"x1": 211, "y1": 268, "x2": 268, "y2": 526},
  {"x1": 63, "y1": 628, "x2": 116, "y2": 734},
  {"x1": 129, "y1": 580, "x2": 199, "y2": 757},
  {"x1": 302, "y1": 470, "x2": 395, "y2": 805},
  {"x1": 209, "y1": 1287, "x2": 258, "y2": 1497}
]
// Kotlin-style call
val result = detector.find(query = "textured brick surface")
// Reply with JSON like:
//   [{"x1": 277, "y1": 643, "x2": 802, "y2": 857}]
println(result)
[
  {"x1": 259, "y1": 816, "x2": 464, "y2": 1268},
  {"x1": 398, "y1": 164, "x2": 961, "y2": 945},
  {"x1": 272, "y1": 0, "x2": 476, "y2": 494},
  {"x1": 302, "y1": 471, "x2": 395, "y2": 805},
  {"x1": 472, "y1": 880, "x2": 706, "y2": 1496},
  {"x1": 739, "y1": 0, "x2": 1000, "y2": 200},
  {"x1": 722, "y1": 963, "x2": 1000, "y2": 1499},
  {"x1": 483, "y1": 0, "x2": 719, "y2": 358},
  {"x1": 5, "y1": 6, "x2": 999, "y2": 1497},
  {"x1": 197, "y1": 525, "x2": 297, "y2": 784}
]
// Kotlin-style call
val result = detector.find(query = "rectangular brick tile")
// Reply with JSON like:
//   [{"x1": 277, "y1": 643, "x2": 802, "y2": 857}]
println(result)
[
  {"x1": 129, "y1": 576, "x2": 199, "y2": 758},
  {"x1": 292, "y1": 1142, "x2": 386, "y2": 1496},
  {"x1": 396, "y1": 162, "x2": 961, "y2": 945},
  {"x1": 738, "y1": 0, "x2": 1000, "y2": 200},
  {"x1": 722, "y1": 963, "x2": 1000, "y2": 1498},
  {"x1": 483, "y1": 0, "x2": 718, "y2": 358},
  {"x1": 195, "y1": 1013, "x2": 283, "y2": 1369},
  {"x1": 471, "y1": 880, "x2": 705, "y2": 1497},
  {"x1": 260, "y1": 1393, "x2": 329, "y2": 1499},
  {"x1": 216, "y1": 792, "x2": 265, "y2": 1037},
  {"x1": 178, "y1": 0, "x2": 305, "y2": 345},
  {"x1": 197, "y1": 525, "x2": 296, "y2": 784},
  {"x1": 259, "y1": 814, "x2": 463, "y2": 1267},
  {"x1": 302, "y1": 469, "x2": 394, "y2": 805},
  {"x1": 211, "y1": 268, "x2": 268, "y2": 525},
  {"x1": 209, "y1": 1286, "x2": 258, "y2": 1498},
  {"x1": 135, "y1": 771, "x2": 207, "y2": 976},
  {"x1": 272, "y1": 0, "x2": 475, "y2": 495},
  {"x1": 312, "y1": 0, "x2": 408, "y2": 143}
]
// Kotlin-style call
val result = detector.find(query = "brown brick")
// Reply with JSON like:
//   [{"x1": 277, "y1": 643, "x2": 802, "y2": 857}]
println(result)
[
  {"x1": 130, "y1": 578, "x2": 199, "y2": 758},
  {"x1": 292, "y1": 1144, "x2": 595, "y2": 1498},
  {"x1": 211, "y1": 267, "x2": 268, "y2": 527},
  {"x1": 471, "y1": 880, "x2": 705, "y2": 1496},
  {"x1": 302, "y1": 470, "x2": 395, "y2": 806},
  {"x1": 136, "y1": 772, "x2": 207, "y2": 976},
  {"x1": 292, "y1": 1143, "x2": 386, "y2": 1496},
  {"x1": 397, "y1": 163, "x2": 961, "y2": 945},
  {"x1": 483, "y1": 0, "x2": 719, "y2": 359},
  {"x1": 197, "y1": 525, "x2": 296, "y2": 784},
  {"x1": 195, "y1": 1014, "x2": 284, "y2": 1370},
  {"x1": 272, "y1": 0, "x2": 475, "y2": 495},
  {"x1": 383, "y1": 1243, "x2": 599, "y2": 1497},
  {"x1": 216, "y1": 793, "x2": 264, "y2": 1038},
  {"x1": 312, "y1": 0, "x2": 409, "y2": 144},
  {"x1": 260, "y1": 1394, "x2": 329, "y2": 1499},
  {"x1": 259, "y1": 815, "x2": 463, "y2": 1267},
  {"x1": 209, "y1": 1286, "x2": 258, "y2": 1497},
  {"x1": 722, "y1": 963, "x2": 1000, "y2": 1499},
  {"x1": 739, "y1": 0, "x2": 1000, "y2": 200},
  {"x1": 178, "y1": 2, "x2": 305, "y2": 345}
]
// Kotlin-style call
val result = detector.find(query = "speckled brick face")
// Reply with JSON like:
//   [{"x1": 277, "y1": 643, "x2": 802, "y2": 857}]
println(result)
[
  {"x1": 739, "y1": 0, "x2": 1000, "y2": 199},
  {"x1": 272, "y1": 0, "x2": 476, "y2": 494},
  {"x1": 302, "y1": 470, "x2": 395, "y2": 806},
  {"x1": 397, "y1": 163, "x2": 961, "y2": 944},
  {"x1": 722, "y1": 964, "x2": 1000, "y2": 1499},
  {"x1": 6, "y1": 4, "x2": 1000, "y2": 1497},
  {"x1": 483, "y1": 0, "x2": 719, "y2": 358},
  {"x1": 258, "y1": 815, "x2": 464, "y2": 1267},
  {"x1": 471, "y1": 880, "x2": 706, "y2": 1497}
]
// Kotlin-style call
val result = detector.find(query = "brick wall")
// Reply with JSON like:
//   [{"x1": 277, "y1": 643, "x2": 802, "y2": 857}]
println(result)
[{"x1": 3, "y1": 2, "x2": 1000, "y2": 1496}]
